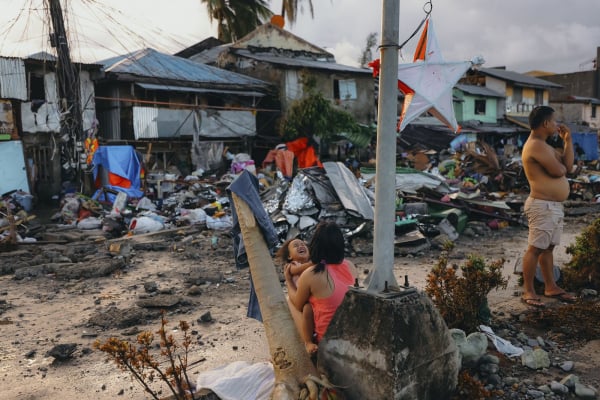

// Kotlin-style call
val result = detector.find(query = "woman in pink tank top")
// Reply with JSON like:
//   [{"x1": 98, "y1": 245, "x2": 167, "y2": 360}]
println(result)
[{"x1": 285, "y1": 221, "x2": 357, "y2": 352}]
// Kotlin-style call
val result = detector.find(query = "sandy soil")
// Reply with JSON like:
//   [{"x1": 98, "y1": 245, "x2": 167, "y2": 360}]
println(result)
[{"x1": 0, "y1": 213, "x2": 599, "y2": 400}]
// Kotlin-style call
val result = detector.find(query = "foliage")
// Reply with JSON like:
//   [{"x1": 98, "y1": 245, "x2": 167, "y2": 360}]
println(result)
[
  {"x1": 358, "y1": 32, "x2": 378, "y2": 68},
  {"x1": 94, "y1": 311, "x2": 196, "y2": 400},
  {"x1": 528, "y1": 300, "x2": 600, "y2": 340},
  {"x1": 452, "y1": 370, "x2": 500, "y2": 400},
  {"x1": 563, "y1": 217, "x2": 600, "y2": 290},
  {"x1": 425, "y1": 242, "x2": 508, "y2": 332},
  {"x1": 202, "y1": 0, "x2": 272, "y2": 42},
  {"x1": 280, "y1": 0, "x2": 314, "y2": 26},
  {"x1": 279, "y1": 76, "x2": 362, "y2": 142}
]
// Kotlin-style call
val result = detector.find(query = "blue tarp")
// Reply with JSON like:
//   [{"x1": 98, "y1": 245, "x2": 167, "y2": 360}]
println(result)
[
  {"x1": 572, "y1": 132, "x2": 598, "y2": 161},
  {"x1": 92, "y1": 145, "x2": 144, "y2": 200}
]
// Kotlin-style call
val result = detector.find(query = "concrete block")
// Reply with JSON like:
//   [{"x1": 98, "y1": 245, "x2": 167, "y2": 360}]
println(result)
[{"x1": 318, "y1": 289, "x2": 460, "y2": 400}]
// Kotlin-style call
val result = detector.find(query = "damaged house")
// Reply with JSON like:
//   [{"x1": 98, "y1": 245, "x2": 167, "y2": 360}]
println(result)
[
  {"x1": 93, "y1": 48, "x2": 272, "y2": 176},
  {"x1": 0, "y1": 52, "x2": 101, "y2": 199},
  {"x1": 176, "y1": 22, "x2": 375, "y2": 160}
]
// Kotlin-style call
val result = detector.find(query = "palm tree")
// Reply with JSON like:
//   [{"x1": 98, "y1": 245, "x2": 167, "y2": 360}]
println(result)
[
  {"x1": 202, "y1": 0, "x2": 273, "y2": 42},
  {"x1": 280, "y1": 0, "x2": 314, "y2": 26},
  {"x1": 231, "y1": 192, "x2": 318, "y2": 399}
]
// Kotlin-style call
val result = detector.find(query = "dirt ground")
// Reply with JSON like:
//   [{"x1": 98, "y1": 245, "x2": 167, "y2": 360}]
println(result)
[{"x1": 0, "y1": 212, "x2": 599, "y2": 400}]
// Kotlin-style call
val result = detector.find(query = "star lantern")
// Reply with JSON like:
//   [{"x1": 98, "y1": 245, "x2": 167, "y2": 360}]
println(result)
[{"x1": 370, "y1": 18, "x2": 481, "y2": 133}]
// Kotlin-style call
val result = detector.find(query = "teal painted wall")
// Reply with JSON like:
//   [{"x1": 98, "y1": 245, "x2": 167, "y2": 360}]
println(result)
[{"x1": 453, "y1": 89, "x2": 498, "y2": 123}]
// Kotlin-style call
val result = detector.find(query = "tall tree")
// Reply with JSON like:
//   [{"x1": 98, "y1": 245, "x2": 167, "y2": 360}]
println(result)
[
  {"x1": 202, "y1": 0, "x2": 272, "y2": 42},
  {"x1": 280, "y1": 0, "x2": 314, "y2": 26},
  {"x1": 359, "y1": 32, "x2": 378, "y2": 68}
]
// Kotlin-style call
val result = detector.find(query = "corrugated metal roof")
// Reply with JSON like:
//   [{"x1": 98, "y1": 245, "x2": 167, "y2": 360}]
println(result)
[
  {"x1": 136, "y1": 82, "x2": 265, "y2": 97},
  {"x1": 0, "y1": 57, "x2": 27, "y2": 100},
  {"x1": 99, "y1": 48, "x2": 269, "y2": 88},
  {"x1": 566, "y1": 95, "x2": 600, "y2": 104},
  {"x1": 479, "y1": 68, "x2": 563, "y2": 89},
  {"x1": 233, "y1": 49, "x2": 372, "y2": 74},
  {"x1": 455, "y1": 83, "x2": 504, "y2": 98}
]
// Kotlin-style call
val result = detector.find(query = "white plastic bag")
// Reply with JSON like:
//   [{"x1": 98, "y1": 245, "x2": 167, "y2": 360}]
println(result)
[
  {"x1": 196, "y1": 361, "x2": 274, "y2": 400},
  {"x1": 129, "y1": 216, "x2": 164, "y2": 233},
  {"x1": 77, "y1": 216, "x2": 103, "y2": 230}
]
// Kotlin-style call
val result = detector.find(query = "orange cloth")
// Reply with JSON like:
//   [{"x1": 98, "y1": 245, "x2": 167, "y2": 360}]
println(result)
[
  {"x1": 286, "y1": 137, "x2": 322, "y2": 169},
  {"x1": 262, "y1": 148, "x2": 295, "y2": 178}
]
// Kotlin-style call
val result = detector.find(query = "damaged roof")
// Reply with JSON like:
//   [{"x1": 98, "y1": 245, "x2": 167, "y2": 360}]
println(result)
[
  {"x1": 232, "y1": 48, "x2": 371, "y2": 74},
  {"x1": 455, "y1": 83, "x2": 504, "y2": 98},
  {"x1": 98, "y1": 48, "x2": 269, "y2": 89},
  {"x1": 479, "y1": 67, "x2": 563, "y2": 89}
]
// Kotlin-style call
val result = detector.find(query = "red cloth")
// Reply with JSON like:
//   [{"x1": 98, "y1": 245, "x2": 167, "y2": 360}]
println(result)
[
  {"x1": 309, "y1": 260, "x2": 354, "y2": 342},
  {"x1": 286, "y1": 137, "x2": 322, "y2": 169}
]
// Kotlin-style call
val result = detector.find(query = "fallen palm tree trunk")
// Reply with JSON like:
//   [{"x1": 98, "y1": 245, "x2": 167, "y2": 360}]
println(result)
[{"x1": 231, "y1": 192, "x2": 318, "y2": 399}]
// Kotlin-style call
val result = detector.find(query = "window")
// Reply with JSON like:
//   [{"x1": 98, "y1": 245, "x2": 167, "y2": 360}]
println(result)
[
  {"x1": 474, "y1": 99, "x2": 486, "y2": 115},
  {"x1": 592, "y1": 105, "x2": 597, "y2": 119},
  {"x1": 333, "y1": 79, "x2": 357, "y2": 101},
  {"x1": 512, "y1": 87, "x2": 522, "y2": 103},
  {"x1": 28, "y1": 73, "x2": 45, "y2": 101},
  {"x1": 535, "y1": 89, "x2": 544, "y2": 105}
]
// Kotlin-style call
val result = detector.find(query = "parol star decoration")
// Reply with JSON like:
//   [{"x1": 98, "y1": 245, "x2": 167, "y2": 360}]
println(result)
[{"x1": 370, "y1": 17, "x2": 483, "y2": 133}]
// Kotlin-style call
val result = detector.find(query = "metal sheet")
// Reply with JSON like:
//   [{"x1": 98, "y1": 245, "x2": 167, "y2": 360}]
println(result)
[
  {"x1": 323, "y1": 161, "x2": 374, "y2": 220},
  {"x1": 135, "y1": 83, "x2": 265, "y2": 97},
  {"x1": 0, "y1": 57, "x2": 27, "y2": 100},
  {"x1": 0, "y1": 140, "x2": 29, "y2": 194},
  {"x1": 133, "y1": 107, "x2": 159, "y2": 139}
]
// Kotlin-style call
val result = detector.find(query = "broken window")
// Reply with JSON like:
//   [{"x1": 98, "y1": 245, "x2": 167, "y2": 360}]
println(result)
[
  {"x1": 334, "y1": 79, "x2": 357, "y2": 101},
  {"x1": 28, "y1": 73, "x2": 45, "y2": 101},
  {"x1": 28, "y1": 73, "x2": 46, "y2": 112},
  {"x1": 474, "y1": 99, "x2": 486, "y2": 115}
]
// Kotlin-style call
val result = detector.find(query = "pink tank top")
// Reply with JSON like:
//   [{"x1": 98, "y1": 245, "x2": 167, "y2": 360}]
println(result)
[{"x1": 309, "y1": 260, "x2": 354, "y2": 342}]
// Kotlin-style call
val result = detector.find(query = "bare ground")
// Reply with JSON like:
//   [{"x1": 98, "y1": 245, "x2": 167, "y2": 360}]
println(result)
[{"x1": 0, "y1": 213, "x2": 599, "y2": 400}]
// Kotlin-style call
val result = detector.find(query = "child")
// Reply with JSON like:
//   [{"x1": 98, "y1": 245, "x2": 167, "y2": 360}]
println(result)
[{"x1": 276, "y1": 238, "x2": 317, "y2": 353}]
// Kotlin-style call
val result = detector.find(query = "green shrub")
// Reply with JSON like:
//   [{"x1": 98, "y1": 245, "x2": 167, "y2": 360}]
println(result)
[
  {"x1": 425, "y1": 243, "x2": 508, "y2": 332},
  {"x1": 564, "y1": 218, "x2": 600, "y2": 290}
]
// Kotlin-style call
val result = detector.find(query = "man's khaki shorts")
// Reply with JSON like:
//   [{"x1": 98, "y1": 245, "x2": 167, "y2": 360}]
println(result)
[{"x1": 524, "y1": 197, "x2": 564, "y2": 250}]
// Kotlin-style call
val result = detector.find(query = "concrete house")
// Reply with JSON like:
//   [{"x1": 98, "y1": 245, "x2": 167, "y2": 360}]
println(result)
[
  {"x1": 460, "y1": 67, "x2": 562, "y2": 118},
  {"x1": 176, "y1": 23, "x2": 375, "y2": 126},
  {"x1": 537, "y1": 47, "x2": 600, "y2": 129},
  {"x1": 0, "y1": 53, "x2": 101, "y2": 199},
  {"x1": 549, "y1": 96, "x2": 600, "y2": 129},
  {"x1": 94, "y1": 48, "x2": 271, "y2": 173},
  {"x1": 453, "y1": 84, "x2": 505, "y2": 124}
]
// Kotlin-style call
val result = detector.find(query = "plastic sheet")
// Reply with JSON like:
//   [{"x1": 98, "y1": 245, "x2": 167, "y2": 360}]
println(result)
[{"x1": 196, "y1": 361, "x2": 274, "y2": 400}]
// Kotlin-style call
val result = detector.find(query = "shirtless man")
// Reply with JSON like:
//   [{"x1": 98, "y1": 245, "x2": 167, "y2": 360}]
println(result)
[{"x1": 520, "y1": 106, "x2": 577, "y2": 307}]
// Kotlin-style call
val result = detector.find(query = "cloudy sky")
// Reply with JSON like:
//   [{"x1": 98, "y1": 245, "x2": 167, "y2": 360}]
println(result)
[{"x1": 1, "y1": 0, "x2": 599, "y2": 73}]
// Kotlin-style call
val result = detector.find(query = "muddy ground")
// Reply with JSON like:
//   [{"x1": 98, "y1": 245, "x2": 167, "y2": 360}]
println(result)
[{"x1": 0, "y1": 211, "x2": 599, "y2": 400}]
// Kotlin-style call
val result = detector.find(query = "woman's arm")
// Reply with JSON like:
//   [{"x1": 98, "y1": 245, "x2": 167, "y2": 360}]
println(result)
[
  {"x1": 288, "y1": 260, "x2": 313, "y2": 276},
  {"x1": 285, "y1": 264, "x2": 312, "y2": 311}
]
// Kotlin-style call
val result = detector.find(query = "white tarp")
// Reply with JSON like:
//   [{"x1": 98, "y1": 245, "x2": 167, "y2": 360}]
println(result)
[
  {"x1": 0, "y1": 140, "x2": 29, "y2": 195},
  {"x1": 133, "y1": 107, "x2": 256, "y2": 139}
]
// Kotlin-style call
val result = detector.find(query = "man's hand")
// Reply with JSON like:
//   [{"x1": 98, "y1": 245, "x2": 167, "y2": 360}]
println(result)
[{"x1": 558, "y1": 124, "x2": 571, "y2": 142}]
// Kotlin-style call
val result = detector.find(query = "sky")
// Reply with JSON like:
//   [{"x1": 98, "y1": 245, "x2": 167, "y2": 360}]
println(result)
[{"x1": 0, "y1": 0, "x2": 599, "y2": 74}]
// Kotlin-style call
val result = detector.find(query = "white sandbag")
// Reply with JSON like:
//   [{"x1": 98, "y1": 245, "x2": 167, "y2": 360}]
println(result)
[
  {"x1": 77, "y1": 216, "x2": 103, "y2": 230},
  {"x1": 196, "y1": 361, "x2": 274, "y2": 400},
  {"x1": 136, "y1": 197, "x2": 157, "y2": 211},
  {"x1": 129, "y1": 216, "x2": 164, "y2": 233},
  {"x1": 206, "y1": 215, "x2": 233, "y2": 230},
  {"x1": 179, "y1": 208, "x2": 207, "y2": 225}
]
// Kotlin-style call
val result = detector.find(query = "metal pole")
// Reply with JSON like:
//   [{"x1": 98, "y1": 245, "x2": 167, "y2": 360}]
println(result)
[{"x1": 367, "y1": 0, "x2": 400, "y2": 293}]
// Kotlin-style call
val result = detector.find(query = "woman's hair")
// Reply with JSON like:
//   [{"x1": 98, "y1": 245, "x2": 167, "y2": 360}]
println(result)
[{"x1": 309, "y1": 221, "x2": 345, "y2": 273}]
